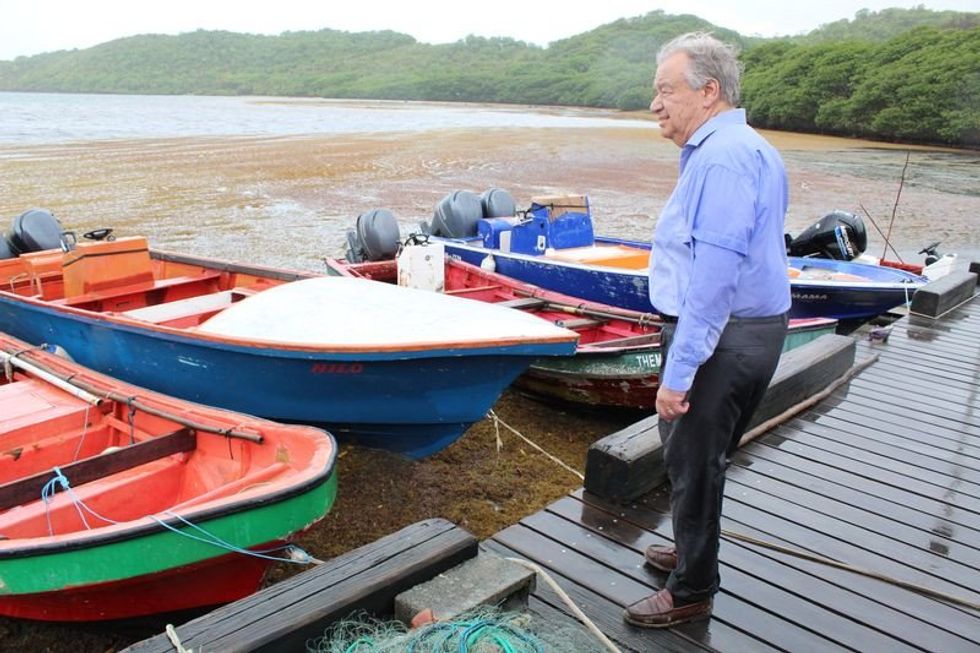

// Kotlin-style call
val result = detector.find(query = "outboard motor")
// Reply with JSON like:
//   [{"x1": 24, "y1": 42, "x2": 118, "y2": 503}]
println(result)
[
  {"x1": 480, "y1": 188, "x2": 516, "y2": 218},
  {"x1": 787, "y1": 210, "x2": 867, "y2": 260},
  {"x1": 422, "y1": 190, "x2": 483, "y2": 238},
  {"x1": 345, "y1": 209, "x2": 401, "y2": 263},
  {"x1": 0, "y1": 233, "x2": 15, "y2": 260},
  {"x1": 0, "y1": 209, "x2": 70, "y2": 259}
]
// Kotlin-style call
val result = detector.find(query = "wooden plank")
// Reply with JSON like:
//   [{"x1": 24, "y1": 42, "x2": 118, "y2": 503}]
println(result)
[
  {"x1": 722, "y1": 475, "x2": 980, "y2": 602},
  {"x1": 482, "y1": 541, "x2": 715, "y2": 653},
  {"x1": 575, "y1": 490, "x2": 980, "y2": 650},
  {"x1": 779, "y1": 418, "x2": 980, "y2": 492},
  {"x1": 0, "y1": 428, "x2": 194, "y2": 511},
  {"x1": 800, "y1": 408, "x2": 980, "y2": 472},
  {"x1": 735, "y1": 434, "x2": 980, "y2": 536},
  {"x1": 494, "y1": 516, "x2": 851, "y2": 652},
  {"x1": 821, "y1": 385, "x2": 980, "y2": 440},
  {"x1": 120, "y1": 290, "x2": 235, "y2": 323},
  {"x1": 754, "y1": 429, "x2": 980, "y2": 514},
  {"x1": 125, "y1": 518, "x2": 477, "y2": 653},
  {"x1": 495, "y1": 297, "x2": 548, "y2": 310},
  {"x1": 584, "y1": 334, "x2": 856, "y2": 501},
  {"x1": 910, "y1": 271, "x2": 979, "y2": 317},
  {"x1": 849, "y1": 373, "x2": 980, "y2": 413},
  {"x1": 726, "y1": 474, "x2": 980, "y2": 582},
  {"x1": 728, "y1": 455, "x2": 980, "y2": 551},
  {"x1": 545, "y1": 496, "x2": 942, "y2": 652}
]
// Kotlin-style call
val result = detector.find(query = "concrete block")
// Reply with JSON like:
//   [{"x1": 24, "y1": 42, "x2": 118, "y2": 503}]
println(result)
[{"x1": 394, "y1": 551, "x2": 536, "y2": 624}]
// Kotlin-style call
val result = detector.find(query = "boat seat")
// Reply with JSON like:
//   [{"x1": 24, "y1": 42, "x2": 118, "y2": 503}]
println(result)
[
  {"x1": 548, "y1": 246, "x2": 649, "y2": 269},
  {"x1": 53, "y1": 272, "x2": 223, "y2": 309},
  {"x1": 496, "y1": 297, "x2": 547, "y2": 310},
  {"x1": 119, "y1": 288, "x2": 253, "y2": 324}
]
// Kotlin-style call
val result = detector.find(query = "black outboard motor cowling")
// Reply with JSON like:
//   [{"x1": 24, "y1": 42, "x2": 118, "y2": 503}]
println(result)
[
  {"x1": 10, "y1": 209, "x2": 67, "y2": 253},
  {"x1": 788, "y1": 210, "x2": 867, "y2": 261},
  {"x1": 346, "y1": 209, "x2": 401, "y2": 263},
  {"x1": 0, "y1": 233, "x2": 15, "y2": 260},
  {"x1": 422, "y1": 190, "x2": 483, "y2": 239},
  {"x1": 480, "y1": 188, "x2": 516, "y2": 219}
]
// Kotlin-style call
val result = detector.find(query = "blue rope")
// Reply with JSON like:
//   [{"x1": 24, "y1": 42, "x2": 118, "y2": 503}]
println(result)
[
  {"x1": 41, "y1": 466, "x2": 90, "y2": 536},
  {"x1": 37, "y1": 468, "x2": 315, "y2": 565}
]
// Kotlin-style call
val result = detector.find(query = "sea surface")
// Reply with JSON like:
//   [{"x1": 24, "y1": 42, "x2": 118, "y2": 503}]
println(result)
[
  {"x1": 0, "y1": 92, "x2": 654, "y2": 145},
  {"x1": 0, "y1": 92, "x2": 977, "y2": 266}
]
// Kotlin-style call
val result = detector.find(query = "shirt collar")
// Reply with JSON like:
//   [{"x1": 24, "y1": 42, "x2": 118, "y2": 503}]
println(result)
[{"x1": 685, "y1": 108, "x2": 746, "y2": 148}]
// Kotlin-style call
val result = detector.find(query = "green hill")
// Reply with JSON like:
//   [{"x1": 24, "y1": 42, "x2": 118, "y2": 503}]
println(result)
[{"x1": 1, "y1": 8, "x2": 977, "y2": 146}]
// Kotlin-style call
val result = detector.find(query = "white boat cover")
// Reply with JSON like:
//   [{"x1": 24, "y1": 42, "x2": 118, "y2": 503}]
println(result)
[{"x1": 197, "y1": 277, "x2": 576, "y2": 347}]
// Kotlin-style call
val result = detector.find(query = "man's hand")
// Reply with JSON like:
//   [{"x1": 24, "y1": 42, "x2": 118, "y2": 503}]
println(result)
[{"x1": 656, "y1": 386, "x2": 690, "y2": 421}]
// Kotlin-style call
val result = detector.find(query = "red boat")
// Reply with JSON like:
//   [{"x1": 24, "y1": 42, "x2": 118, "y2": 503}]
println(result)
[
  {"x1": 0, "y1": 332, "x2": 338, "y2": 621},
  {"x1": 327, "y1": 254, "x2": 835, "y2": 411}
]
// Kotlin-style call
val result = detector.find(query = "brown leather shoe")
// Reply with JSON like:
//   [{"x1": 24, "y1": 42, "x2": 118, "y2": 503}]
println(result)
[
  {"x1": 624, "y1": 589, "x2": 712, "y2": 628},
  {"x1": 644, "y1": 544, "x2": 677, "y2": 572}
]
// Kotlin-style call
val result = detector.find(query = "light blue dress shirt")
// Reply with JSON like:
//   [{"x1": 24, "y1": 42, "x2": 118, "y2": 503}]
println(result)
[{"x1": 648, "y1": 108, "x2": 791, "y2": 392}]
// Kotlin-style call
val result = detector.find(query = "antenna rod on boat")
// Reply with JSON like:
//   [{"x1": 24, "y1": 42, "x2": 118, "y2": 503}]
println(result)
[
  {"x1": 0, "y1": 349, "x2": 264, "y2": 443},
  {"x1": 881, "y1": 151, "x2": 911, "y2": 261},
  {"x1": 1, "y1": 351, "x2": 103, "y2": 406},
  {"x1": 858, "y1": 203, "x2": 905, "y2": 264}
]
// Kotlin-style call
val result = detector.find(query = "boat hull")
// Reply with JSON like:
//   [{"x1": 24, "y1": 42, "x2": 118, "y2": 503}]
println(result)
[
  {"x1": 0, "y1": 296, "x2": 559, "y2": 459},
  {"x1": 0, "y1": 331, "x2": 339, "y2": 621},
  {"x1": 516, "y1": 316, "x2": 836, "y2": 410},
  {"x1": 441, "y1": 237, "x2": 926, "y2": 320}
]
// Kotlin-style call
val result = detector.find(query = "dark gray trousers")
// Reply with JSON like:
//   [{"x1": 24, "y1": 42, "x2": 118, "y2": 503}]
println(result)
[{"x1": 659, "y1": 313, "x2": 788, "y2": 604}]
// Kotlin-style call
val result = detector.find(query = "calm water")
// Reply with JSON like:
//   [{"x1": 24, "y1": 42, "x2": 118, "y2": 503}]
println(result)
[
  {"x1": 0, "y1": 92, "x2": 654, "y2": 144},
  {"x1": 0, "y1": 92, "x2": 977, "y2": 266}
]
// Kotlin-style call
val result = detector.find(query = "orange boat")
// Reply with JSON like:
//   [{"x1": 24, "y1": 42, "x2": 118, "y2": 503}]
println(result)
[{"x1": 0, "y1": 332, "x2": 338, "y2": 621}]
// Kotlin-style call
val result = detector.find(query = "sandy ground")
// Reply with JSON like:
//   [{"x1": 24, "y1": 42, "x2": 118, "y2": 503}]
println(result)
[{"x1": 0, "y1": 123, "x2": 977, "y2": 652}]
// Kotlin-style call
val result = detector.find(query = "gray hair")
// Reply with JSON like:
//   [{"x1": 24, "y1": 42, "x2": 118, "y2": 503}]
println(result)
[{"x1": 657, "y1": 32, "x2": 741, "y2": 106}]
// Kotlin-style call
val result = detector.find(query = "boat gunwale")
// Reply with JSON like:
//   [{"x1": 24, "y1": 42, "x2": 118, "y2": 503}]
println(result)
[
  {"x1": 438, "y1": 235, "x2": 929, "y2": 289},
  {"x1": 0, "y1": 283, "x2": 577, "y2": 358}
]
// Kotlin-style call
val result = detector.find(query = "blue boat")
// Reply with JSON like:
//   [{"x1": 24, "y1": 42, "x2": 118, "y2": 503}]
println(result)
[
  {"x1": 433, "y1": 201, "x2": 927, "y2": 320},
  {"x1": 0, "y1": 237, "x2": 577, "y2": 458}
]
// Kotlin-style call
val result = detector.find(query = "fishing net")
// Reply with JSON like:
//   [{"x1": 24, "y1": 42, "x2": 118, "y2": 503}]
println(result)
[{"x1": 307, "y1": 606, "x2": 607, "y2": 653}]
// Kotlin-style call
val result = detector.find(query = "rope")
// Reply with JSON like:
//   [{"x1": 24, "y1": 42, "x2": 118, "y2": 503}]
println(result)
[
  {"x1": 720, "y1": 529, "x2": 980, "y2": 612},
  {"x1": 37, "y1": 467, "x2": 320, "y2": 565},
  {"x1": 506, "y1": 558, "x2": 621, "y2": 653},
  {"x1": 41, "y1": 467, "x2": 91, "y2": 536},
  {"x1": 486, "y1": 410, "x2": 584, "y2": 481},
  {"x1": 166, "y1": 624, "x2": 193, "y2": 653},
  {"x1": 71, "y1": 402, "x2": 93, "y2": 462}
]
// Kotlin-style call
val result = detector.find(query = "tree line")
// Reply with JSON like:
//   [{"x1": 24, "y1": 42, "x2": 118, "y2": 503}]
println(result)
[{"x1": 1, "y1": 9, "x2": 976, "y2": 146}]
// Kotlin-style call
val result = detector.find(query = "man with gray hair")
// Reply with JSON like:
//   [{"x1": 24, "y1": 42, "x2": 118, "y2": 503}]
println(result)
[{"x1": 624, "y1": 32, "x2": 790, "y2": 628}]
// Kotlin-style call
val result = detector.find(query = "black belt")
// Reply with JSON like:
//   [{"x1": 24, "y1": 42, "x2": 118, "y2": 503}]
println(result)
[{"x1": 658, "y1": 313, "x2": 786, "y2": 325}]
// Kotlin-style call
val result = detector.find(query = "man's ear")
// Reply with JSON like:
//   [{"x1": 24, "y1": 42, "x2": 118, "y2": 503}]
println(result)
[{"x1": 701, "y1": 78, "x2": 721, "y2": 106}]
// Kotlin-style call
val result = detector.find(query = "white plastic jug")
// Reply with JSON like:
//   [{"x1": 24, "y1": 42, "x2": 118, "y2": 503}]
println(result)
[{"x1": 397, "y1": 242, "x2": 445, "y2": 292}]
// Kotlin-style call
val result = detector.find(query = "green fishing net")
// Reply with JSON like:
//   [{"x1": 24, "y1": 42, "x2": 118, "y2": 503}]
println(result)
[{"x1": 307, "y1": 606, "x2": 607, "y2": 653}]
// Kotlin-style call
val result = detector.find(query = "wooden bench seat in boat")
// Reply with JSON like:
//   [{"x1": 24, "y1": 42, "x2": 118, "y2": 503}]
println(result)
[
  {"x1": 119, "y1": 287, "x2": 256, "y2": 325},
  {"x1": 52, "y1": 272, "x2": 224, "y2": 310},
  {"x1": 0, "y1": 457, "x2": 186, "y2": 537},
  {"x1": 0, "y1": 376, "x2": 93, "y2": 442},
  {"x1": 0, "y1": 428, "x2": 196, "y2": 513}
]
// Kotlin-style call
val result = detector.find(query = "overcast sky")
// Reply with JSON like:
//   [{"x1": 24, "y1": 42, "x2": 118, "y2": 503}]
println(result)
[{"x1": 1, "y1": 0, "x2": 976, "y2": 61}]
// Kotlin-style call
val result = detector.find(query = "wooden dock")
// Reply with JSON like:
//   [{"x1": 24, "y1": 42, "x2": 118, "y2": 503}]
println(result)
[{"x1": 487, "y1": 293, "x2": 980, "y2": 652}]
